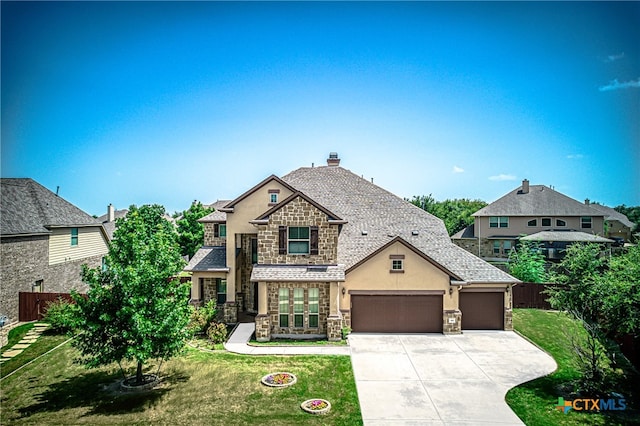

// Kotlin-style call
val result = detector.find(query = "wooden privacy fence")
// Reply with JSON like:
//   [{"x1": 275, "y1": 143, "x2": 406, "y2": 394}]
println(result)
[
  {"x1": 512, "y1": 282, "x2": 561, "y2": 310},
  {"x1": 18, "y1": 292, "x2": 83, "y2": 322}
]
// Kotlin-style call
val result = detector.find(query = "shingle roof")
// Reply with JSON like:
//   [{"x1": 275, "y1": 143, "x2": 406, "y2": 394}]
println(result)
[
  {"x1": 96, "y1": 209, "x2": 129, "y2": 240},
  {"x1": 184, "y1": 246, "x2": 229, "y2": 272},
  {"x1": 521, "y1": 231, "x2": 613, "y2": 243},
  {"x1": 588, "y1": 204, "x2": 635, "y2": 228},
  {"x1": 251, "y1": 264, "x2": 346, "y2": 282},
  {"x1": 474, "y1": 184, "x2": 601, "y2": 217},
  {"x1": 199, "y1": 200, "x2": 231, "y2": 223},
  {"x1": 281, "y1": 166, "x2": 516, "y2": 283},
  {"x1": 1, "y1": 178, "x2": 100, "y2": 236}
]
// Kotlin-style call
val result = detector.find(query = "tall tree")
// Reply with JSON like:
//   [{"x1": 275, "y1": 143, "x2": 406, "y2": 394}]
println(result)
[
  {"x1": 176, "y1": 201, "x2": 213, "y2": 259},
  {"x1": 74, "y1": 204, "x2": 190, "y2": 385},
  {"x1": 409, "y1": 195, "x2": 486, "y2": 235}
]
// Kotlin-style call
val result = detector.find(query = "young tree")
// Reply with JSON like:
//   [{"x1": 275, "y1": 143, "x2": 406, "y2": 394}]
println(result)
[
  {"x1": 176, "y1": 201, "x2": 213, "y2": 259},
  {"x1": 73, "y1": 204, "x2": 190, "y2": 385},
  {"x1": 507, "y1": 240, "x2": 547, "y2": 283}
]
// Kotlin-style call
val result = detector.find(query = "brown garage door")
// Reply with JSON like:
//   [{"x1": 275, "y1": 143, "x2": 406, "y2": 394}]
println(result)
[
  {"x1": 351, "y1": 294, "x2": 443, "y2": 333},
  {"x1": 460, "y1": 292, "x2": 504, "y2": 330}
]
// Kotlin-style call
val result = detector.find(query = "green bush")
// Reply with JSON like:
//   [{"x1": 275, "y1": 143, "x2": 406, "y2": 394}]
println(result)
[
  {"x1": 188, "y1": 300, "x2": 218, "y2": 335},
  {"x1": 206, "y1": 322, "x2": 228, "y2": 344},
  {"x1": 43, "y1": 298, "x2": 79, "y2": 333}
]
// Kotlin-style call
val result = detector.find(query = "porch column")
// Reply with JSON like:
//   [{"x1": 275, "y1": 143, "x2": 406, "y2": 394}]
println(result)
[
  {"x1": 327, "y1": 281, "x2": 342, "y2": 341},
  {"x1": 329, "y1": 282, "x2": 339, "y2": 316},
  {"x1": 255, "y1": 281, "x2": 270, "y2": 342},
  {"x1": 258, "y1": 281, "x2": 268, "y2": 315}
]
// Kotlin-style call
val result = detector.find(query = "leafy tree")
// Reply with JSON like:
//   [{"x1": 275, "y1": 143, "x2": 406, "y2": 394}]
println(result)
[
  {"x1": 507, "y1": 241, "x2": 547, "y2": 283},
  {"x1": 176, "y1": 201, "x2": 213, "y2": 259},
  {"x1": 73, "y1": 204, "x2": 189, "y2": 385},
  {"x1": 409, "y1": 194, "x2": 487, "y2": 235}
]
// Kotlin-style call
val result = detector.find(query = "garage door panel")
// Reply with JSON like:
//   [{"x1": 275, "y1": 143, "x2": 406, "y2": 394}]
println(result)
[
  {"x1": 460, "y1": 292, "x2": 504, "y2": 330},
  {"x1": 351, "y1": 295, "x2": 442, "y2": 333}
]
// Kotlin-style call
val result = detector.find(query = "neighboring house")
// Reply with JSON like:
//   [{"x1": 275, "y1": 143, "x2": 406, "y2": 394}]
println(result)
[
  {"x1": 185, "y1": 154, "x2": 518, "y2": 341},
  {"x1": 452, "y1": 179, "x2": 613, "y2": 261},
  {"x1": 96, "y1": 204, "x2": 129, "y2": 240},
  {"x1": 0, "y1": 178, "x2": 109, "y2": 324},
  {"x1": 588, "y1": 203, "x2": 635, "y2": 244}
]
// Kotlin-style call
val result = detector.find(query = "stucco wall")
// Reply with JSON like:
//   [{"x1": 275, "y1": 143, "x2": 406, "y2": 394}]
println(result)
[{"x1": 475, "y1": 216, "x2": 605, "y2": 238}]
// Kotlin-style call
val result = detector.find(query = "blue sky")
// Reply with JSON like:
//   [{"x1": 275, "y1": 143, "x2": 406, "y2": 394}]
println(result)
[{"x1": 2, "y1": 1, "x2": 639, "y2": 216}]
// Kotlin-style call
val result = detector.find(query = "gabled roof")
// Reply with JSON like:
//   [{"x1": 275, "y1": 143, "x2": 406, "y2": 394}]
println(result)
[
  {"x1": 220, "y1": 175, "x2": 298, "y2": 212},
  {"x1": 474, "y1": 184, "x2": 603, "y2": 217},
  {"x1": 96, "y1": 208, "x2": 129, "y2": 240},
  {"x1": 1, "y1": 178, "x2": 101, "y2": 237},
  {"x1": 184, "y1": 246, "x2": 229, "y2": 272},
  {"x1": 588, "y1": 204, "x2": 635, "y2": 228},
  {"x1": 251, "y1": 191, "x2": 346, "y2": 224},
  {"x1": 282, "y1": 166, "x2": 516, "y2": 283},
  {"x1": 199, "y1": 200, "x2": 231, "y2": 223}
]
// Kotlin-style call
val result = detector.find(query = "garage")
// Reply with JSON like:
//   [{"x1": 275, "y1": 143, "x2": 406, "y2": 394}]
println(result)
[
  {"x1": 460, "y1": 291, "x2": 504, "y2": 330},
  {"x1": 350, "y1": 291, "x2": 443, "y2": 333}
]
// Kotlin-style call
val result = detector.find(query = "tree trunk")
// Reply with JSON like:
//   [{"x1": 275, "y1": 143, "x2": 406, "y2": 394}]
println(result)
[{"x1": 136, "y1": 360, "x2": 143, "y2": 385}]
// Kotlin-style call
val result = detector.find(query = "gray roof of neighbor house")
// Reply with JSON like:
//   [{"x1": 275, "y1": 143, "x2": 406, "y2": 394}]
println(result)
[
  {"x1": 199, "y1": 200, "x2": 232, "y2": 223},
  {"x1": 281, "y1": 166, "x2": 516, "y2": 283},
  {"x1": 96, "y1": 208, "x2": 129, "y2": 240},
  {"x1": 473, "y1": 184, "x2": 602, "y2": 217},
  {"x1": 521, "y1": 231, "x2": 613, "y2": 243},
  {"x1": 588, "y1": 204, "x2": 635, "y2": 229},
  {"x1": 184, "y1": 246, "x2": 229, "y2": 272},
  {"x1": 1, "y1": 178, "x2": 101, "y2": 237}
]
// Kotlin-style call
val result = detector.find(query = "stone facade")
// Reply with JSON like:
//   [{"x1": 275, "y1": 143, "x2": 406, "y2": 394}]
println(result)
[
  {"x1": 223, "y1": 301, "x2": 238, "y2": 324},
  {"x1": 267, "y1": 282, "x2": 330, "y2": 337},
  {"x1": 326, "y1": 315, "x2": 343, "y2": 341},
  {"x1": 340, "y1": 309, "x2": 351, "y2": 329},
  {"x1": 203, "y1": 223, "x2": 226, "y2": 247},
  {"x1": 443, "y1": 310, "x2": 462, "y2": 334},
  {"x1": 255, "y1": 314, "x2": 270, "y2": 342},
  {"x1": 0, "y1": 235, "x2": 102, "y2": 324},
  {"x1": 452, "y1": 238, "x2": 497, "y2": 260},
  {"x1": 258, "y1": 196, "x2": 338, "y2": 265},
  {"x1": 504, "y1": 308, "x2": 513, "y2": 331}
]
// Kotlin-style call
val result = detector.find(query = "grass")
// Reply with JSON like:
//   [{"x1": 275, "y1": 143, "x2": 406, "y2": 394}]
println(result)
[
  {"x1": 1, "y1": 335, "x2": 362, "y2": 425},
  {"x1": 506, "y1": 309, "x2": 639, "y2": 426},
  {"x1": 1, "y1": 326, "x2": 70, "y2": 379},
  {"x1": 1, "y1": 323, "x2": 35, "y2": 350}
]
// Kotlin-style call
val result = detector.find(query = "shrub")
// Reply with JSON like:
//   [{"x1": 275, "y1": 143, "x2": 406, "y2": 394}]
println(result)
[
  {"x1": 43, "y1": 298, "x2": 79, "y2": 333},
  {"x1": 207, "y1": 322, "x2": 228, "y2": 344},
  {"x1": 188, "y1": 300, "x2": 218, "y2": 335}
]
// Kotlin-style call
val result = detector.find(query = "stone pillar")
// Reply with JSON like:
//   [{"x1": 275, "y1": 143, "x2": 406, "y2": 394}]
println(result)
[
  {"x1": 255, "y1": 314, "x2": 271, "y2": 342},
  {"x1": 443, "y1": 310, "x2": 462, "y2": 334},
  {"x1": 258, "y1": 282, "x2": 268, "y2": 315},
  {"x1": 504, "y1": 308, "x2": 513, "y2": 331},
  {"x1": 327, "y1": 315, "x2": 342, "y2": 341},
  {"x1": 223, "y1": 301, "x2": 238, "y2": 324},
  {"x1": 329, "y1": 282, "x2": 339, "y2": 316}
]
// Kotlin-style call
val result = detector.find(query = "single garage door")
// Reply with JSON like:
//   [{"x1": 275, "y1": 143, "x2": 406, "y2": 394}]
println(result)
[
  {"x1": 460, "y1": 292, "x2": 504, "y2": 330},
  {"x1": 351, "y1": 294, "x2": 443, "y2": 333}
]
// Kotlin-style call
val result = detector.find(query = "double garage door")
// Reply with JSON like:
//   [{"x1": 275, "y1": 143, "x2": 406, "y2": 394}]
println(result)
[
  {"x1": 350, "y1": 291, "x2": 504, "y2": 333},
  {"x1": 351, "y1": 293, "x2": 443, "y2": 333}
]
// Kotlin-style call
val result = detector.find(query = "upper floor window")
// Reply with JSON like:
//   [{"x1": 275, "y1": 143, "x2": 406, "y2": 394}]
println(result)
[
  {"x1": 391, "y1": 259, "x2": 404, "y2": 271},
  {"x1": 214, "y1": 223, "x2": 226, "y2": 238},
  {"x1": 541, "y1": 218, "x2": 552, "y2": 227},
  {"x1": 71, "y1": 228, "x2": 79, "y2": 246},
  {"x1": 270, "y1": 193, "x2": 278, "y2": 204},
  {"x1": 556, "y1": 219, "x2": 567, "y2": 227},
  {"x1": 527, "y1": 219, "x2": 537, "y2": 227},
  {"x1": 288, "y1": 226, "x2": 310, "y2": 254},
  {"x1": 251, "y1": 238, "x2": 258, "y2": 264},
  {"x1": 581, "y1": 217, "x2": 592, "y2": 229},
  {"x1": 489, "y1": 217, "x2": 509, "y2": 228}
]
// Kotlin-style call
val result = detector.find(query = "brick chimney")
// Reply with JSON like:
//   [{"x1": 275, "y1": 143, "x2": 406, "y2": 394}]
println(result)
[
  {"x1": 327, "y1": 152, "x2": 340, "y2": 167},
  {"x1": 521, "y1": 179, "x2": 529, "y2": 194},
  {"x1": 108, "y1": 204, "x2": 115, "y2": 222}
]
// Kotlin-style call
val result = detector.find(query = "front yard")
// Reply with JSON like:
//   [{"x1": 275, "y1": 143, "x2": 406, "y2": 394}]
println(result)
[{"x1": 1, "y1": 334, "x2": 361, "y2": 425}]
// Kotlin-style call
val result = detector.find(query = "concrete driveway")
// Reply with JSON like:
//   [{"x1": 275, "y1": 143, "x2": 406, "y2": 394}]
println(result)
[{"x1": 349, "y1": 331, "x2": 556, "y2": 425}]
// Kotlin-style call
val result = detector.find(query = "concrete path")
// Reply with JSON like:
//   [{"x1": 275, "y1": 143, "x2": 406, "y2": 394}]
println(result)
[
  {"x1": 349, "y1": 331, "x2": 556, "y2": 426},
  {"x1": 1, "y1": 323, "x2": 49, "y2": 363},
  {"x1": 224, "y1": 323, "x2": 350, "y2": 355}
]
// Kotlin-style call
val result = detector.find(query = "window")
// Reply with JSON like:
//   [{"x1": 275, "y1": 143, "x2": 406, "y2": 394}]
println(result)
[
  {"x1": 556, "y1": 219, "x2": 567, "y2": 227},
  {"x1": 541, "y1": 218, "x2": 552, "y2": 227},
  {"x1": 494, "y1": 241, "x2": 513, "y2": 255},
  {"x1": 251, "y1": 238, "x2": 258, "y2": 264},
  {"x1": 101, "y1": 257, "x2": 108, "y2": 272},
  {"x1": 489, "y1": 217, "x2": 508, "y2": 228},
  {"x1": 219, "y1": 224, "x2": 226, "y2": 237},
  {"x1": 503, "y1": 240, "x2": 513, "y2": 252},
  {"x1": 33, "y1": 280, "x2": 43, "y2": 293},
  {"x1": 288, "y1": 227, "x2": 310, "y2": 254},
  {"x1": 279, "y1": 288, "x2": 289, "y2": 327},
  {"x1": 391, "y1": 259, "x2": 403, "y2": 271},
  {"x1": 581, "y1": 217, "x2": 592, "y2": 229},
  {"x1": 294, "y1": 288, "x2": 304, "y2": 327},
  {"x1": 308, "y1": 288, "x2": 319, "y2": 328},
  {"x1": 527, "y1": 219, "x2": 537, "y2": 227},
  {"x1": 270, "y1": 193, "x2": 278, "y2": 204},
  {"x1": 71, "y1": 228, "x2": 78, "y2": 246},
  {"x1": 216, "y1": 279, "x2": 227, "y2": 305},
  {"x1": 493, "y1": 241, "x2": 501, "y2": 254}
]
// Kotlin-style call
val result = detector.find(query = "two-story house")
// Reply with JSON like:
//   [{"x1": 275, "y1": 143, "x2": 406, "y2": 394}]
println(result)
[
  {"x1": 186, "y1": 154, "x2": 518, "y2": 341},
  {"x1": 452, "y1": 179, "x2": 613, "y2": 261},
  {"x1": 0, "y1": 178, "x2": 109, "y2": 324}
]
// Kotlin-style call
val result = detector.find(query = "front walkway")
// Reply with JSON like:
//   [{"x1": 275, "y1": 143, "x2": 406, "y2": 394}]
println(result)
[
  {"x1": 1, "y1": 323, "x2": 49, "y2": 363},
  {"x1": 224, "y1": 323, "x2": 350, "y2": 355}
]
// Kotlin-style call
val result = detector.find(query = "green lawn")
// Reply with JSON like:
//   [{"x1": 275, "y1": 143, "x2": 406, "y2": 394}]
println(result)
[
  {"x1": 1, "y1": 326, "x2": 70, "y2": 379},
  {"x1": 507, "y1": 309, "x2": 639, "y2": 426},
  {"x1": 0, "y1": 336, "x2": 362, "y2": 425}
]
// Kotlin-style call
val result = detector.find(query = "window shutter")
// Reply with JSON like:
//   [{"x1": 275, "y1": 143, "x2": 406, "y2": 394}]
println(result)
[
  {"x1": 310, "y1": 226, "x2": 319, "y2": 255},
  {"x1": 214, "y1": 223, "x2": 219, "y2": 237},
  {"x1": 278, "y1": 226, "x2": 287, "y2": 255}
]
